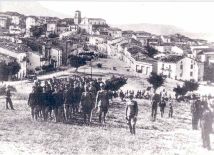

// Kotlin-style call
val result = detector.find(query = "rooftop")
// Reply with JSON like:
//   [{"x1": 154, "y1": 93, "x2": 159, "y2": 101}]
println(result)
[
  {"x1": 0, "y1": 39, "x2": 31, "y2": 53},
  {"x1": 159, "y1": 55, "x2": 184, "y2": 63}
]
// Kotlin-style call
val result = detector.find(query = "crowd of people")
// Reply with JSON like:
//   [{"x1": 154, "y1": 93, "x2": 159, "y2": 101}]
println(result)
[
  {"x1": 3, "y1": 75, "x2": 214, "y2": 149},
  {"x1": 27, "y1": 76, "x2": 114, "y2": 124}
]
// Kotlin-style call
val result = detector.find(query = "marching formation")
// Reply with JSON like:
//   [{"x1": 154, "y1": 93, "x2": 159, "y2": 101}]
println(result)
[{"x1": 27, "y1": 76, "x2": 113, "y2": 124}]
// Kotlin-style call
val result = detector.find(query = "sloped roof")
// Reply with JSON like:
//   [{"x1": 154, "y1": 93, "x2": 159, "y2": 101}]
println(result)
[{"x1": 160, "y1": 55, "x2": 184, "y2": 63}]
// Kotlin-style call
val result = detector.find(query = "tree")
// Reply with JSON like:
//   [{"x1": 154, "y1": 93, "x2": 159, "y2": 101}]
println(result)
[
  {"x1": 147, "y1": 72, "x2": 165, "y2": 93},
  {"x1": 105, "y1": 76, "x2": 127, "y2": 91},
  {"x1": 42, "y1": 64, "x2": 55, "y2": 72},
  {"x1": 145, "y1": 45, "x2": 158, "y2": 58},
  {"x1": 173, "y1": 81, "x2": 199, "y2": 101},
  {"x1": 0, "y1": 60, "x2": 20, "y2": 81},
  {"x1": 7, "y1": 60, "x2": 21, "y2": 75},
  {"x1": 184, "y1": 80, "x2": 199, "y2": 92},
  {"x1": 69, "y1": 55, "x2": 87, "y2": 72},
  {"x1": 0, "y1": 61, "x2": 9, "y2": 81},
  {"x1": 173, "y1": 85, "x2": 188, "y2": 100},
  {"x1": 48, "y1": 33, "x2": 59, "y2": 38},
  {"x1": 30, "y1": 25, "x2": 46, "y2": 38}
]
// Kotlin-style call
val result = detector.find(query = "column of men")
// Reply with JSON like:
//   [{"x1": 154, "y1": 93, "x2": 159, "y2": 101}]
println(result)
[{"x1": 28, "y1": 76, "x2": 109, "y2": 124}]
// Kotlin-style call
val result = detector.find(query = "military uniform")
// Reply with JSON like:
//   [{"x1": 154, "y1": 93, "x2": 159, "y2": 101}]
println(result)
[
  {"x1": 191, "y1": 99, "x2": 202, "y2": 130},
  {"x1": 6, "y1": 89, "x2": 14, "y2": 110},
  {"x1": 126, "y1": 98, "x2": 138, "y2": 134},
  {"x1": 201, "y1": 107, "x2": 212, "y2": 150},
  {"x1": 96, "y1": 89, "x2": 109, "y2": 124},
  {"x1": 151, "y1": 94, "x2": 160, "y2": 121}
]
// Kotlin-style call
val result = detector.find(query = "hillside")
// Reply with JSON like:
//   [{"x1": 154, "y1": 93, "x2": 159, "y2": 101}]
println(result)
[
  {"x1": 113, "y1": 23, "x2": 214, "y2": 42},
  {"x1": 0, "y1": 57, "x2": 214, "y2": 154}
]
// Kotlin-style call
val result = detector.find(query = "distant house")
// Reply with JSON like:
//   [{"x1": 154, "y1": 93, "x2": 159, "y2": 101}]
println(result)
[
  {"x1": 122, "y1": 30, "x2": 136, "y2": 38},
  {"x1": 171, "y1": 46, "x2": 184, "y2": 55},
  {"x1": 135, "y1": 31, "x2": 152, "y2": 46},
  {"x1": 46, "y1": 22, "x2": 57, "y2": 35},
  {"x1": 25, "y1": 16, "x2": 39, "y2": 36},
  {"x1": 27, "y1": 51, "x2": 46, "y2": 72},
  {"x1": 197, "y1": 48, "x2": 214, "y2": 64},
  {"x1": 89, "y1": 35, "x2": 107, "y2": 45},
  {"x1": 50, "y1": 47, "x2": 62, "y2": 68},
  {"x1": 0, "y1": 16, "x2": 9, "y2": 29},
  {"x1": 87, "y1": 18, "x2": 106, "y2": 25},
  {"x1": 107, "y1": 27, "x2": 122, "y2": 39},
  {"x1": 11, "y1": 15, "x2": 20, "y2": 25},
  {"x1": 190, "y1": 45, "x2": 209, "y2": 57},
  {"x1": 154, "y1": 55, "x2": 203, "y2": 81},
  {"x1": 153, "y1": 44, "x2": 172, "y2": 53},
  {"x1": 9, "y1": 25, "x2": 24, "y2": 35},
  {"x1": 161, "y1": 35, "x2": 171, "y2": 43}
]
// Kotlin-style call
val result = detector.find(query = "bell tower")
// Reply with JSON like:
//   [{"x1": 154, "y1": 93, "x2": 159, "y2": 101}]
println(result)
[{"x1": 74, "y1": 10, "x2": 81, "y2": 25}]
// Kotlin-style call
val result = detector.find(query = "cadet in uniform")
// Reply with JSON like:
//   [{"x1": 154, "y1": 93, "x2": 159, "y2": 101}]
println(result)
[
  {"x1": 200, "y1": 102, "x2": 212, "y2": 150},
  {"x1": 5, "y1": 86, "x2": 14, "y2": 110},
  {"x1": 151, "y1": 93, "x2": 161, "y2": 121},
  {"x1": 126, "y1": 94, "x2": 138, "y2": 134},
  {"x1": 95, "y1": 83, "x2": 109, "y2": 124}
]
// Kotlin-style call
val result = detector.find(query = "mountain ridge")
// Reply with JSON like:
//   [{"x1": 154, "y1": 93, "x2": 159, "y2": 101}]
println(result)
[{"x1": 112, "y1": 23, "x2": 214, "y2": 42}]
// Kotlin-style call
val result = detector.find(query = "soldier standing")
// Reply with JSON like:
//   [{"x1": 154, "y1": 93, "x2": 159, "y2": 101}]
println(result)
[
  {"x1": 200, "y1": 102, "x2": 212, "y2": 150},
  {"x1": 5, "y1": 86, "x2": 14, "y2": 110},
  {"x1": 95, "y1": 83, "x2": 109, "y2": 124},
  {"x1": 151, "y1": 93, "x2": 161, "y2": 121},
  {"x1": 126, "y1": 94, "x2": 138, "y2": 134},
  {"x1": 168, "y1": 100, "x2": 173, "y2": 118},
  {"x1": 191, "y1": 94, "x2": 202, "y2": 130}
]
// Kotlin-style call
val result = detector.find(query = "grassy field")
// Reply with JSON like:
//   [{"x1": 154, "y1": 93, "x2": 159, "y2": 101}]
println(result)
[
  {"x1": 0, "y1": 57, "x2": 214, "y2": 154},
  {"x1": 0, "y1": 96, "x2": 214, "y2": 155}
]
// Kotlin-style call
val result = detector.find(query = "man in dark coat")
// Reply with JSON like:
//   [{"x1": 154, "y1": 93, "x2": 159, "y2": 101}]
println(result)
[
  {"x1": 151, "y1": 93, "x2": 161, "y2": 121},
  {"x1": 5, "y1": 86, "x2": 14, "y2": 110},
  {"x1": 191, "y1": 95, "x2": 202, "y2": 130},
  {"x1": 200, "y1": 102, "x2": 213, "y2": 150}
]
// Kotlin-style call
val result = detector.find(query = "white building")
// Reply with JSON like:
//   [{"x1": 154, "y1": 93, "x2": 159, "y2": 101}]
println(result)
[
  {"x1": 26, "y1": 16, "x2": 38, "y2": 36},
  {"x1": 27, "y1": 51, "x2": 45, "y2": 71},
  {"x1": 9, "y1": 25, "x2": 23, "y2": 34},
  {"x1": 47, "y1": 23, "x2": 57, "y2": 34},
  {"x1": 108, "y1": 28, "x2": 122, "y2": 39},
  {"x1": 11, "y1": 15, "x2": 20, "y2": 25},
  {"x1": 171, "y1": 46, "x2": 184, "y2": 55},
  {"x1": 0, "y1": 16, "x2": 8, "y2": 28},
  {"x1": 161, "y1": 35, "x2": 171, "y2": 43},
  {"x1": 50, "y1": 48, "x2": 62, "y2": 67},
  {"x1": 155, "y1": 55, "x2": 203, "y2": 81}
]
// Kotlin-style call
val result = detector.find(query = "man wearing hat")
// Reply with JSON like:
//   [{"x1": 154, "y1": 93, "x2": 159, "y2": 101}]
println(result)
[
  {"x1": 5, "y1": 86, "x2": 14, "y2": 110},
  {"x1": 126, "y1": 94, "x2": 138, "y2": 134}
]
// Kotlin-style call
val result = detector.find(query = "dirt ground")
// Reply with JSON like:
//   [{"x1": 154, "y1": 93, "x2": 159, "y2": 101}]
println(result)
[{"x1": 0, "y1": 57, "x2": 214, "y2": 155}]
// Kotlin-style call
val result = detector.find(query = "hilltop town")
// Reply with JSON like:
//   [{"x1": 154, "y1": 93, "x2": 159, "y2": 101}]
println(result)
[{"x1": 0, "y1": 10, "x2": 214, "y2": 85}]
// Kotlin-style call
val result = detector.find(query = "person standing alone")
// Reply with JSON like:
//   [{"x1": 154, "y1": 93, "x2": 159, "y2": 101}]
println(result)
[
  {"x1": 5, "y1": 86, "x2": 14, "y2": 110},
  {"x1": 126, "y1": 94, "x2": 138, "y2": 135}
]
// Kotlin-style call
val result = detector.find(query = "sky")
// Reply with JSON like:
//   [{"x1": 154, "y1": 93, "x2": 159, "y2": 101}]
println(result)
[{"x1": 1, "y1": 1, "x2": 214, "y2": 39}]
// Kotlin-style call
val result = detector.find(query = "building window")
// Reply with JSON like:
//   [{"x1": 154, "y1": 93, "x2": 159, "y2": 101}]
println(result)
[
  {"x1": 180, "y1": 73, "x2": 182, "y2": 77},
  {"x1": 190, "y1": 64, "x2": 193, "y2": 69},
  {"x1": 190, "y1": 72, "x2": 193, "y2": 77},
  {"x1": 180, "y1": 64, "x2": 183, "y2": 69}
]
